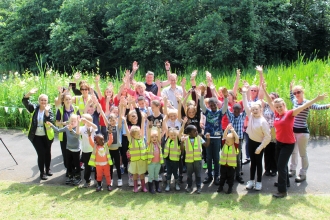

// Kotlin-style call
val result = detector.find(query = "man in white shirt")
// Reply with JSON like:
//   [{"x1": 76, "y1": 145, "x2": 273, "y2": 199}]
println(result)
[{"x1": 161, "y1": 74, "x2": 185, "y2": 109}]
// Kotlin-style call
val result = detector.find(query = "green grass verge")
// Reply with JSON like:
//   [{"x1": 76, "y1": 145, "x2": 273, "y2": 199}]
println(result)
[{"x1": 0, "y1": 181, "x2": 329, "y2": 219}]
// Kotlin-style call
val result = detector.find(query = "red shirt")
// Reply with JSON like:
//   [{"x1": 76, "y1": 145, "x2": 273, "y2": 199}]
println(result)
[
  {"x1": 113, "y1": 96, "x2": 120, "y2": 106},
  {"x1": 99, "y1": 96, "x2": 113, "y2": 126},
  {"x1": 274, "y1": 110, "x2": 295, "y2": 144}
]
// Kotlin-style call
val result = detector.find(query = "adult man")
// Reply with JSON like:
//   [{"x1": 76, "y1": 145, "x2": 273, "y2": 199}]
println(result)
[{"x1": 161, "y1": 74, "x2": 186, "y2": 109}]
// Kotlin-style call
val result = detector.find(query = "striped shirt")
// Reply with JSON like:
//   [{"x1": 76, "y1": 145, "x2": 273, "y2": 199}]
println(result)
[{"x1": 290, "y1": 91, "x2": 329, "y2": 133}]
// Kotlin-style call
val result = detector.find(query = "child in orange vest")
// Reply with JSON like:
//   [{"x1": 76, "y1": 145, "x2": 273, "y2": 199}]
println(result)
[
  {"x1": 88, "y1": 132, "x2": 113, "y2": 191},
  {"x1": 217, "y1": 124, "x2": 239, "y2": 194},
  {"x1": 146, "y1": 121, "x2": 163, "y2": 194},
  {"x1": 181, "y1": 125, "x2": 210, "y2": 194},
  {"x1": 122, "y1": 114, "x2": 148, "y2": 193}
]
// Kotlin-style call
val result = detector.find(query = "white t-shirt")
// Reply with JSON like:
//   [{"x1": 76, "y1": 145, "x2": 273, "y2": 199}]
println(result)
[
  {"x1": 166, "y1": 119, "x2": 181, "y2": 131},
  {"x1": 80, "y1": 126, "x2": 97, "y2": 153}
]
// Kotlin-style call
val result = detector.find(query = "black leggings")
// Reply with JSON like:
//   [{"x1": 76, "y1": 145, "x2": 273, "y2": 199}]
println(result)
[
  {"x1": 120, "y1": 135, "x2": 129, "y2": 169},
  {"x1": 32, "y1": 135, "x2": 52, "y2": 174},
  {"x1": 66, "y1": 149, "x2": 81, "y2": 177},
  {"x1": 60, "y1": 133, "x2": 67, "y2": 168},
  {"x1": 82, "y1": 152, "x2": 95, "y2": 182},
  {"x1": 248, "y1": 138, "x2": 264, "y2": 182},
  {"x1": 110, "y1": 149, "x2": 122, "y2": 180}
]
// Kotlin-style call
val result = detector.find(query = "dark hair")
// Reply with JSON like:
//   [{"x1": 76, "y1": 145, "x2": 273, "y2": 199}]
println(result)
[
  {"x1": 184, "y1": 125, "x2": 197, "y2": 134},
  {"x1": 233, "y1": 103, "x2": 242, "y2": 110},
  {"x1": 208, "y1": 97, "x2": 218, "y2": 105},
  {"x1": 270, "y1": 92, "x2": 279, "y2": 99},
  {"x1": 94, "y1": 134, "x2": 104, "y2": 143}
]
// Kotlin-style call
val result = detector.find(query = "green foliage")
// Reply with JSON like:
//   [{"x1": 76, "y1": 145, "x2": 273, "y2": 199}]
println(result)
[{"x1": 1, "y1": 0, "x2": 330, "y2": 74}]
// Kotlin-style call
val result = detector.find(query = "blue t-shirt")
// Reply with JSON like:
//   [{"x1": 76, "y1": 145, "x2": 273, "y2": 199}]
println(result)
[{"x1": 204, "y1": 109, "x2": 223, "y2": 137}]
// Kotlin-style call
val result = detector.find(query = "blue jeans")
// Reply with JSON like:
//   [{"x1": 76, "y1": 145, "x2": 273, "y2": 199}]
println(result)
[{"x1": 206, "y1": 138, "x2": 221, "y2": 178}]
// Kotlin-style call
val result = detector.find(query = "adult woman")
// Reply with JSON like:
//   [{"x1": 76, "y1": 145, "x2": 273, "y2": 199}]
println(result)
[
  {"x1": 55, "y1": 94, "x2": 79, "y2": 172},
  {"x1": 289, "y1": 82, "x2": 330, "y2": 182},
  {"x1": 22, "y1": 88, "x2": 54, "y2": 180},
  {"x1": 242, "y1": 86, "x2": 271, "y2": 191},
  {"x1": 127, "y1": 82, "x2": 161, "y2": 107},
  {"x1": 72, "y1": 82, "x2": 91, "y2": 113},
  {"x1": 263, "y1": 83, "x2": 327, "y2": 198}
]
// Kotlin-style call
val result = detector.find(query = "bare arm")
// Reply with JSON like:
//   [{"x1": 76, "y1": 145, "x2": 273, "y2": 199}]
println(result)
[
  {"x1": 242, "y1": 92, "x2": 251, "y2": 116},
  {"x1": 292, "y1": 94, "x2": 328, "y2": 116},
  {"x1": 232, "y1": 69, "x2": 240, "y2": 96},
  {"x1": 262, "y1": 83, "x2": 276, "y2": 113}
]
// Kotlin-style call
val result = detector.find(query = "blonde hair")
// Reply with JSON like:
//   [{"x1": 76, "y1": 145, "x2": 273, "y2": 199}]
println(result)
[
  {"x1": 168, "y1": 127, "x2": 178, "y2": 135},
  {"x1": 187, "y1": 100, "x2": 195, "y2": 107},
  {"x1": 81, "y1": 114, "x2": 92, "y2": 122},
  {"x1": 135, "y1": 82, "x2": 146, "y2": 91},
  {"x1": 228, "y1": 90, "x2": 236, "y2": 100},
  {"x1": 130, "y1": 125, "x2": 141, "y2": 136},
  {"x1": 69, "y1": 113, "x2": 78, "y2": 122},
  {"x1": 168, "y1": 109, "x2": 178, "y2": 116},
  {"x1": 38, "y1": 94, "x2": 48, "y2": 101},
  {"x1": 293, "y1": 85, "x2": 304, "y2": 92},
  {"x1": 109, "y1": 113, "x2": 117, "y2": 120},
  {"x1": 274, "y1": 98, "x2": 286, "y2": 105}
]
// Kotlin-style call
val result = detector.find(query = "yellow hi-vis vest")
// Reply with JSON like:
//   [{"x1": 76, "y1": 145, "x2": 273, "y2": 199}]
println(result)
[
  {"x1": 185, "y1": 136, "x2": 202, "y2": 163},
  {"x1": 219, "y1": 143, "x2": 239, "y2": 167},
  {"x1": 129, "y1": 138, "x2": 147, "y2": 162},
  {"x1": 28, "y1": 110, "x2": 54, "y2": 141},
  {"x1": 88, "y1": 144, "x2": 113, "y2": 167},
  {"x1": 146, "y1": 142, "x2": 164, "y2": 164},
  {"x1": 76, "y1": 95, "x2": 91, "y2": 112},
  {"x1": 58, "y1": 105, "x2": 79, "y2": 141},
  {"x1": 163, "y1": 138, "x2": 181, "y2": 161}
]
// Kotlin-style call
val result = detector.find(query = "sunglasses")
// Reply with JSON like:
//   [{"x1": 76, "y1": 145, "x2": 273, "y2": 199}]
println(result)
[
  {"x1": 250, "y1": 90, "x2": 258, "y2": 92},
  {"x1": 293, "y1": 91, "x2": 302, "y2": 96},
  {"x1": 80, "y1": 88, "x2": 88, "y2": 91}
]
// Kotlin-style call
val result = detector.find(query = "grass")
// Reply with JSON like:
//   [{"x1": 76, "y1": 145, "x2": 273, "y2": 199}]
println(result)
[
  {"x1": 0, "y1": 55, "x2": 330, "y2": 135},
  {"x1": 0, "y1": 181, "x2": 329, "y2": 219}
]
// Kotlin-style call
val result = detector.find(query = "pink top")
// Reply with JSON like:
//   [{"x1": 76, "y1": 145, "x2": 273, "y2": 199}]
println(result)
[
  {"x1": 151, "y1": 143, "x2": 160, "y2": 163},
  {"x1": 127, "y1": 89, "x2": 161, "y2": 106},
  {"x1": 274, "y1": 110, "x2": 295, "y2": 144}
]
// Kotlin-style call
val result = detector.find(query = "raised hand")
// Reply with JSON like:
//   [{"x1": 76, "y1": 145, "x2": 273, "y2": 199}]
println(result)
[
  {"x1": 91, "y1": 94, "x2": 98, "y2": 104},
  {"x1": 73, "y1": 72, "x2": 81, "y2": 81},
  {"x1": 29, "y1": 88, "x2": 38, "y2": 95},
  {"x1": 255, "y1": 65, "x2": 263, "y2": 73},
  {"x1": 182, "y1": 117, "x2": 188, "y2": 124},
  {"x1": 190, "y1": 70, "x2": 197, "y2": 80},
  {"x1": 316, "y1": 93, "x2": 328, "y2": 101},
  {"x1": 165, "y1": 61, "x2": 171, "y2": 71},
  {"x1": 290, "y1": 80, "x2": 294, "y2": 90},
  {"x1": 199, "y1": 83, "x2": 206, "y2": 95},
  {"x1": 205, "y1": 71, "x2": 212, "y2": 79},
  {"x1": 94, "y1": 75, "x2": 100, "y2": 83},
  {"x1": 236, "y1": 69, "x2": 241, "y2": 76},
  {"x1": 155, "y1": 79, "x2": 161, "y2": 88},
  {"x1": 132, "y1": 61, "x2": 139, "y2": 72},
  {"x1": 86, "y1": 127, "x2": 92, "y2": 137},
  {"x1": 222, "y1": 87, "x2": 228, "y2": 98},
  {"x1": 45, "y1": 104, "x2": 51, "y2": 112},
  {"x1": 181, "y1": 77, "x2": 186, "y2": 86}
]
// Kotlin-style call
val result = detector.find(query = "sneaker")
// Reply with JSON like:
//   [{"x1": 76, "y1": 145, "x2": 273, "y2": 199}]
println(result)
[
  {"x1": 66, "y1": 177, "x2": 73, "y2": 185},
  {"x1": 107, "y1": 185, "x2": 112, "y2": 191},
  {"x1": 186, "y1": 187, "x2": 193, "y2": 193},
  {"x1": 128, "y1": 178, "x2": 134, "y2": 187},
  {"x1": 202, "y1": 163, "x2": 207, "y2": 169},
  {"x1": 246, "y1": 180, "x2": 255, "y2": 190},
  {"x1": 295, "y1": 175, "x2": 306, "y2": 183},
  {"x1": 73, "y1": 177, "x2": 82, "y2": 186},
  {"x1": 254, "y1": 182, "x2": 262, "y2": 191},
  {"x1": 196, "y1": 187, "x2": 202, "y2": 194},
  {"x1": 242, "y1": 159, "x2": 250, "y2": 165},
  {"x1": 288, "y1": 170, "x2": 296, "y2": 177},
  {"x1": 236, "y1": 176, "x2": 244, "y2": 184},
  {"x1": 203, "y1": 177, "x2": 213, "y2": 184},
  {"x1": 118, "y1": 179, "x2": 123, "y2": 187},
  {"x1": 120, "y1": 167, "x2": 125, "y2": 175},
  {"x1": 96, "y1": 185, "x2": 103, "y2": 192},
  {"x1": 83, "y1": 181, "x2": 92, "y2": 188}
]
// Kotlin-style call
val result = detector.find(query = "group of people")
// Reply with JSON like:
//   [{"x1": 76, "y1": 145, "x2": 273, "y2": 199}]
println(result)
[{"x1": 22, "y1": 61, "x2": 329, "y2": 198}]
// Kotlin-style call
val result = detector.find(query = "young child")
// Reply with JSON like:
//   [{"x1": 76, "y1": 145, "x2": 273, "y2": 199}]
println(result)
[
  {"x1": 164, "y1": 125, "x2": 185, "y2": 192},
  {"x1": 217, "y1": 124, "x2": 239, "y2": 194},
  {"x1": 88, "y1": 133, "x2": 113, "y2": 191},
  {"x1": 77, "y1": 114, "x2": 98, "y2": 188},
  {"x1": 108, "y1": 113, "x2": 124, "y2": 187},
  {"x1": 181, "y1": 125, "x2": 210, "y2": 194},
  {"x1": 48, "y1": 114, "x2": 81, "y2": 185},
  {"x1": 146, "y1": 121, "x2": 163, "y2": 194},
  {"x1": 122, "y1": 114, "x2": 148, "y2": 193}
]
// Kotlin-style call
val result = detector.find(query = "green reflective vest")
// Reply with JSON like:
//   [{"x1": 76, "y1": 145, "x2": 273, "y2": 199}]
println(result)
[
  {"x1": 146, "y1": 142, "x2": 164, "y2": 164},
  {"x1": 219, "y1": 143, "x2": 239, "y2": 167},
  {"x1": 76, "y1": 95, "x2": 91, "y2": 112},
  {"x1": 28, "y1": 110, "x2": 54, "y2": 141},
  {"x1": 163, "y1": 138, "x2": 181, "y2": 161},
  {"x1": 185, "y1": 136, "x2": 202, "y2": 163},
  {"x1": 129, "y1": 138, "x2": 147, "y2": 162},
  {"x1": 88, "y1": 144, "x2": 113, "y2": 167},
  {"x1": 58, "y1": 105, "x2": 79, "y2": 141}
]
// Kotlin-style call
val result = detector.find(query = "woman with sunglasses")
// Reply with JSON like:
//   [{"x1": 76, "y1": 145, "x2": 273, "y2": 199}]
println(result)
[
  {"x1": 263, "y1": 82, "x2": 327, "y2": 198},
  {"x1": 72, "y1": 82, "x2": 92, "y2": 113},
  {"x1": 288, "y1": 82, "x2": 330, "y2": 182}
]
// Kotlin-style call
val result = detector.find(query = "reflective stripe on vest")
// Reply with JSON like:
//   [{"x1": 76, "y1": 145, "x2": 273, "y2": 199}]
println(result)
[
  {"x1": 28, "y1": 110, "x2": 54, "y2": 141},
  {"x1": 163, "y1": 139, "x2": 181, "y2": 161},
  {"x1": 129, "y1": 139, "x2": 147, "y2": 162},
  {"x1": 88, "y1": 144, "x2": 113, "y2": 167},
  {"x1": 219, "y1": 144, "x2": 238, "y2": 167},
  {"x1": 185, "y1": 136, "x2": 202, "y2": 162},
  {"x1": 146, "y1": 143, "x2": 164, "y2": 164},
  {"x1": 58, "y1": 105, "x2": 79, "y2": 141}
]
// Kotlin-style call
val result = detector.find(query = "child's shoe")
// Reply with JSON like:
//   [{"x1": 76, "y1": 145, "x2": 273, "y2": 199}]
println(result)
[
  {"x1": 72, "y1": 176, "x2": 82, "y2": 186},
  {"x1": 254, "y1": 182, "x2": 262, "y2": 191},
  {"x1": 217, "y1": 185, "x2": 224, "y2": 193},
  {"x1": 165, "y1": 180, "x2": 171, "y2": 192},
  {"x1": 117, "y1": 179, "x2": 123, "y2": 187},
  {"x1": 175, "y1": 179, "x2": 181, "y2": 191},
  {"x1": 66, "y1": 176, "x2": 73, "y2": 185},
  {"x1": 186, "y1": 187, "x2": 192, "y2": 193},
  {"x1": 154, "y1": 181, "x2": 162, "y2": 193},
  {"x1": 96, "y1": 184, "x2": 102, "y2": 192},
  {"x1": 226, "y1": 186, "x2": 233, "y2": 194},
  {"x1": 246, "y1": 180, "x2": 255, "y2": 190},
  {"x1": 196, "y1": 187, "x2": 202, "y2": 194},
  {"x1": 107, "y1": 185, "x2": 112, "y2": 191},
  {"x1": 148, "y1": 182, "x2": 155, "y2": 194}
]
